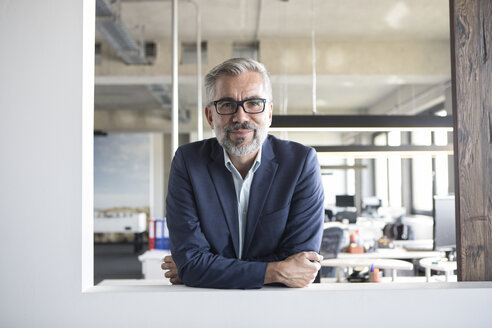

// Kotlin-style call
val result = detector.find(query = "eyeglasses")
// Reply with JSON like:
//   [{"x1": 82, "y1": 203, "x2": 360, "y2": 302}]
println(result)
[{"x1": 212, "y1": 98, "x2": 267, "y2": 115}]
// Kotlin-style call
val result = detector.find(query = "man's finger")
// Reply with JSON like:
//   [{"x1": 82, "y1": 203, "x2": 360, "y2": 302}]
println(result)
[
  {"x1": 170, "y1": 277, "x2": 182, "y2": 285},
  {"x1": 161, "y1": 262, "x2": 175, "y2": 270},
  {"x1": 164, "y1": 270, "x2": 177, "y2": 278},
  {"x1": 304, "y1": 251, "x2": 323, "y2": 262},
  {"x1": 163, "y1": 255, "x2": 174, "y2": 263}
]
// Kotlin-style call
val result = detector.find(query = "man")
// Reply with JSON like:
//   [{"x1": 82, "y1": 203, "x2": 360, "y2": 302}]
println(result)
[{"x1": 162, "y1": 58, "x2": 324, "y2": 289}]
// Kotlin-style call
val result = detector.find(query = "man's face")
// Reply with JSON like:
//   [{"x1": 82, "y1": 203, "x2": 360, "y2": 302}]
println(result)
[{"x1": 205, "y1": 71, "x2": 273, "y2": 157}]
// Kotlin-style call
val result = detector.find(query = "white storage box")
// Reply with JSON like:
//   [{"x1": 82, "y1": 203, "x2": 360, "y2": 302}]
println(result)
[{"x1": 138, "y1": 249, "x2": 172, "y2": 280}]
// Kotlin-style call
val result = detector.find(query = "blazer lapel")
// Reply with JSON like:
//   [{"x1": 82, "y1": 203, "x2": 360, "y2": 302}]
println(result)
[
  {"x1": 207, "y1": 143, "x2": 240, "y2": 258},
  {"x1": 242, "y1": 139, "x2": 278, "y2": 257}
]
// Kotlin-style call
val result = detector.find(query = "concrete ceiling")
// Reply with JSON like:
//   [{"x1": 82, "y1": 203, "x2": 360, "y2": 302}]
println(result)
[
  {"x1": 96, "y1": 85, "x2": 163, "y2": 110},
  {"x1": 110, "y1": 0, "x2": 450, "y2": 41},
  {"x1": 95, "y1": 0, "x2": 451, "y2": 132}
]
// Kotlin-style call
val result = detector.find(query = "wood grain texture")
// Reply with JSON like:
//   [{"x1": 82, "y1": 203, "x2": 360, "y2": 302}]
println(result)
[{"x1": 450, "y1": 0, "x2": 492, "y2": 281}]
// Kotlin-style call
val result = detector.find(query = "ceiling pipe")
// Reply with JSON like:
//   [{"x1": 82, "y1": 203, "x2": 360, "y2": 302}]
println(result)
[
  {"x1": 311, "y1": 0, "x2": 317, "y2": 115},
  {"x1": 188, "y1": 0, "x2": 203, "y2": 141},
  {"x1": 254, "y1": 0, "x2": 263, "y2": 41},
  {"x1": 171, "y1": 0, "x2": 179, "y2": 157},
  {"x1": 96, "y1": 0, "x2": 150, "y2": 65},
  {"x1": 386, "y1": 80, "x2": 452, "y2": 115},
  {"x1": 120, "y1": 0, "x2": 203, "y2": 141}
]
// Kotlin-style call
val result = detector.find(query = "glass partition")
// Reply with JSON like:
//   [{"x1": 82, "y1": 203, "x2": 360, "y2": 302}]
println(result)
[{"x1": 94, "y1": 0, "x2": 454, "y2": 284}]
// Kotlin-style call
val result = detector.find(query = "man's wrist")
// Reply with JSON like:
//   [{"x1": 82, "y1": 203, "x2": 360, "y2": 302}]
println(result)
[{"x1": 264, "y1": 261, "x2": 283, "y2": 285}]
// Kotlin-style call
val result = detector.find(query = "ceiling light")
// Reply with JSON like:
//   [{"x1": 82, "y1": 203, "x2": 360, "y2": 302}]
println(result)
[
  {"x1": 385, "y1": 1, "x2": 409, "y2": 29},
  {"x1": 434, "y1": 109, "x2": 448, "y2": 117},
  {"x1": 315, "y1": 145, "x2": 453, "y2": 159}
]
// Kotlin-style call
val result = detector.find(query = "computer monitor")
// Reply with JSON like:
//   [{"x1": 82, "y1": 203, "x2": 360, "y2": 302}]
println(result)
[
  {"x1": 433, "y1": 195, "x2": 456, "y2": 251},
  {"x1": 335, "y1": 195, "x2": 355, "y2": 208}
]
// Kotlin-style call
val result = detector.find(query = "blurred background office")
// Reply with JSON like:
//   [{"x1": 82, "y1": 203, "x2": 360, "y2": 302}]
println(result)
[{"x1": 92, "y1": 0, "x2": 456, "y2": 284}]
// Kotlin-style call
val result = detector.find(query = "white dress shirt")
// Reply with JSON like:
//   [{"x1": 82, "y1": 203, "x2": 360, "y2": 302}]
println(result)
[{"x1": 223, "y1": 148, "x2": 262, "y2": 259}]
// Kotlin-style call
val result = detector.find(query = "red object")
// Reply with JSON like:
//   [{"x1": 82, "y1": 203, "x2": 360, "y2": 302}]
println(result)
[
  {"x1": 348, "y1": 245, "x2": 364, "y2": 254},
  {"x1": 148, "y1": 218, "x2": 156, "y2": 249}
]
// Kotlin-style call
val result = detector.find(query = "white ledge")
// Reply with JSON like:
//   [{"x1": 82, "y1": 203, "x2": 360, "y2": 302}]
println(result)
[{"x1": 85, "y1": 279, "x2": 492, "y2": 294}]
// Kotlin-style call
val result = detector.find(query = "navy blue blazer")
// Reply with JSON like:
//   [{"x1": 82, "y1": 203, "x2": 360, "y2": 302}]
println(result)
[{"x1": 166, "y1": 135, "x2": 324, "y2": 289}]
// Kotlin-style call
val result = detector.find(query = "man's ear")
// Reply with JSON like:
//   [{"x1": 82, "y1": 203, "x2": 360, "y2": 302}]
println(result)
[
  {"x1": 205, "y1": 106, "x2": 214, "y2": 129},
  {"x1": 268, "y1": 102, "x2": 273, "y2": 127}
]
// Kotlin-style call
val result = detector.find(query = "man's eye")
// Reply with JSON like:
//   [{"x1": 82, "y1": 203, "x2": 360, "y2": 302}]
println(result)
[
  {"x1": 246, "y1": 100, "x2": 261, "y2": 107},
  {"x1": 219, "y1": 102, "x2": 235, "y2": 109},
  {"x1": 245, "y1": 100, "x2": 263, "y2": 111}
]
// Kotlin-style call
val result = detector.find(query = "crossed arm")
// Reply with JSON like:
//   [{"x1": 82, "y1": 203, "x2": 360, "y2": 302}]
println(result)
[{"x1": 162, "y1": 251, "x2": 323, "y2": 287}]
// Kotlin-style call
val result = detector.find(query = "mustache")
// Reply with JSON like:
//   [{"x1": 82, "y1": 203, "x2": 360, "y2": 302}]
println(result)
[{"x1": 223, "y1": 122, "x2": 258, "y2": 132}]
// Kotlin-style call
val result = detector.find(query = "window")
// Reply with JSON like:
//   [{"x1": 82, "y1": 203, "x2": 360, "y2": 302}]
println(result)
[
  {"x1": 387, "y1": 131, "x2": 402, "y2": 208},
  {"x1": 374, "y1": 133, "x2": 389, "y2": 207},
  {"x1": 410, "y1": 124, "x2": 451, "y2": 215}
]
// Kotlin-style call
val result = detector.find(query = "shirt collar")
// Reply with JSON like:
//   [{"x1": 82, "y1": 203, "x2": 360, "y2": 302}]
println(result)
[{"x1": 223, "y1": 147, "x2": 262, "y2": 174}]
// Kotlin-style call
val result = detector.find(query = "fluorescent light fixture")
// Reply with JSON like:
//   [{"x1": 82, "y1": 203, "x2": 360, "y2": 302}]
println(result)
[
  {"x1": 314, "y1": 145, "x2": 453, "y2": 159},
  {"x1": 270, "y1": 115, "x2": 453, "y2": 132},
  {"x1": 435, "y1": 109, "x2": 448, "y2": 117},
  {"x1": 317, "y1": 151, "x2": 452, "y2": 159},
  {"x1": 269, "y1": 127, "x2": 453, "y2": 132}
]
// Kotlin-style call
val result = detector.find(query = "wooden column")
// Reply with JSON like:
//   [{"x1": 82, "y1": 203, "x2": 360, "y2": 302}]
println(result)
[{"x1": 450, "y1": 0, "x2": 492, "y2": 281}]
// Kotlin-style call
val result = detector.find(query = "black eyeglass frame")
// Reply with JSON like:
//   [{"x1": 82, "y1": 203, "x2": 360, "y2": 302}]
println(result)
[{"x1": 212, "y1": 98, "x2": 267, "y2": 115}]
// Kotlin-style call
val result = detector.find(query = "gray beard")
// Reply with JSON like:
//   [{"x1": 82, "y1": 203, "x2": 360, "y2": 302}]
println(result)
[{"x1": 218, "y1": 122, "x2": 268, "y2": 157}]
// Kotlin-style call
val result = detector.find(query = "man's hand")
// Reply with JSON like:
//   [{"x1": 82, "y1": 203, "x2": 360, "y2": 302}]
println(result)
[
  {"x1": 264, "y1": 252, "x2": 323, "y2": 288},
  {"x1": 161, "y1": 255, "x2": 182, "y2": 284}
]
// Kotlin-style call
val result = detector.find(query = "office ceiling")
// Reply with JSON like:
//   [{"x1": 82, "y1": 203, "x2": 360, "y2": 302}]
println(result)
[
  {"x1": 111, "y1": 0, "x2": 449, "y2": 40},
  {"x1": 95, "y1": 0, "x2": 451, "y2": 130}
]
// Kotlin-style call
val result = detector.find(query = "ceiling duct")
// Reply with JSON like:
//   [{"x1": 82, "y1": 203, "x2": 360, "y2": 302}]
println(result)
[
  {"x1": 96, "y1": 0, "x2": 150, "y2": 65},
  {"x1": 146, "y1": 84, "x2": 190, "y2": 123}
]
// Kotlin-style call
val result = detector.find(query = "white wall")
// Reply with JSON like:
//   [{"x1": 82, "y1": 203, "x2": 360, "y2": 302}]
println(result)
[{"x1": 1, "y1": 1, "x2": 492, "y2": 327}]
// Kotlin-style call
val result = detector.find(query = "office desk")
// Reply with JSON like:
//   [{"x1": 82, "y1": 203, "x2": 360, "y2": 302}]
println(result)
[
  {"x1": 320, "y1": 275, "x2": 458, "y2": 284},
  {"x1": 322, "y1": 258, "x2": 413, "y2": 282},
  {"x1": 419, "y1": 257, "x2": 457, "y2": 282},
  {"x1": 335, "y1": 248, "x2": 443, "y2": 278},
  {"x1": 338, "y1": 248, "x2": 442, "y2": 260},
  {"x1": 94, "y1": 213, "x2": 147, "y2": 252}
]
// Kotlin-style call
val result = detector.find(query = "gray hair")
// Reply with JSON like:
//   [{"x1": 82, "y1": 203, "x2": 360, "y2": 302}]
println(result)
[{"x1": 204, "y1": 57, "x2": 272, "y2": 104}]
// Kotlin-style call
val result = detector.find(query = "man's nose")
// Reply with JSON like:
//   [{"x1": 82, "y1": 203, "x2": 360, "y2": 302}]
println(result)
[{"x1": 232, "y1": 104, "x2": 249, "y2": 122}]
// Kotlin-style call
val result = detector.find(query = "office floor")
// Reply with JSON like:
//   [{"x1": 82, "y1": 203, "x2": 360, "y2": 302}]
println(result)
[{"x1": 94, "y1": 243, "x2": 147, "y2": 285}]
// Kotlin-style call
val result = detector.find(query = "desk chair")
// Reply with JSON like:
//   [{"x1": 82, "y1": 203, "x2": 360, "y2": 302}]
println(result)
[
  {"x1": 383, "y1": 222, "x2": 414, "y2": 240},
  {"x1": 320, "y1": 227, "x2": 344, "y2": 258},
  {"x1": 315, "y1": 227, "x2": 344, "y2": 282},
  {"x1": 324, "y1": 209, "x2": 334, "y2": 222}
]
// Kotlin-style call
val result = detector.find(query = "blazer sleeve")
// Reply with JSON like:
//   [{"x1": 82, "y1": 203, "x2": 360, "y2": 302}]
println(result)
[
  {"x1": 166, "y1": 147, "x2": 268, "y2": 289},
  {"x1": 249, "y1": 147, "x2": 324, "y2": 262}
]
